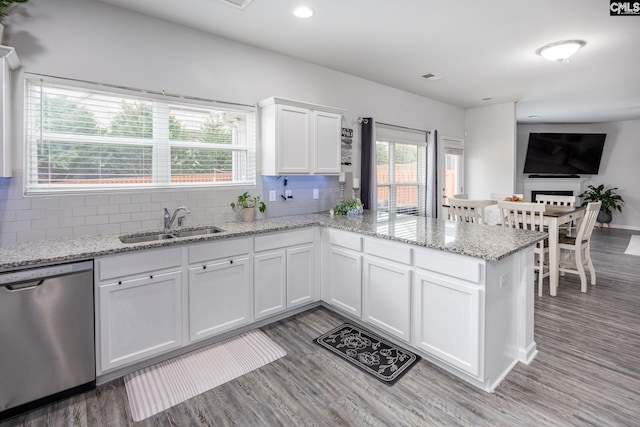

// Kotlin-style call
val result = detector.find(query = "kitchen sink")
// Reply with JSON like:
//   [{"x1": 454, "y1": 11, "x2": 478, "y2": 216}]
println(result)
[
  {"x1": 172, "y1": 227, "x2": 224, "y2": 238},
  {"x1": 119, "y1": 233, "x2": 176, "y2": 244},
  {"x1": 119, "y1": 226, "x2": 224, "y2": 243}
]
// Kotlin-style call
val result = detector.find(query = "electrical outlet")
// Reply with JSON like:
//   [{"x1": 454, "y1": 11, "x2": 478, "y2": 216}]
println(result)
[
  {"x1": 285, "y1": 190, "x2": 292, "y2": 198},
  {"x1": 269, "y1": 190, "x2": 276, "y2": 202},
  {"x1": 313, "y1": 189, "x2": 319, "y2": 199}
]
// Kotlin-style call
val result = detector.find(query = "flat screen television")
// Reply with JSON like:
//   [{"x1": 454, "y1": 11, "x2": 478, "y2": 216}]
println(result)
[{"x1": 523, "y1": 133, "x2": 606, "y2": 175}]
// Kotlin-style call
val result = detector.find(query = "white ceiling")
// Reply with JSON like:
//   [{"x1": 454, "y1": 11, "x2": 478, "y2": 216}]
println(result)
[{"x1": 98, "y1": 0, "x2": 640, "y2": 124}]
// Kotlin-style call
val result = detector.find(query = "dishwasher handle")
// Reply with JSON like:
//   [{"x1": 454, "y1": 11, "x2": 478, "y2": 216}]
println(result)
[{"x1": 5, "y1": 280, "x2": 45, "y2": 292}]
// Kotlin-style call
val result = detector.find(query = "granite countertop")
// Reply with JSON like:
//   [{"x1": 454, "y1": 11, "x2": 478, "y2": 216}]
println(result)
[{"x1": 0, "y1": 211, "x2": 546, "y2": 271}]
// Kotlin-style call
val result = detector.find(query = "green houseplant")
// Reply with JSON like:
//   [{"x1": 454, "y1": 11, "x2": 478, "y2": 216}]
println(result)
[
  {"x1": 0, "y1": 0, "x2": 28, "y2": 43},
  {"x1": 333, "y1": 197, "x2": 363, "y2": 216},
  {"x1": 0, "y1": 0, "x2": 28, "y2": 18},
  {"x1": 230, "y1": 191, "x2": 266, "y2": 222},
  {"x1": 578, "y1": 184, "x2": 624, "y2": 226}
]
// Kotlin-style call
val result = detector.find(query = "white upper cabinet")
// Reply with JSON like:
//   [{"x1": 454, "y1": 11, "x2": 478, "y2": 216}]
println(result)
[
  {"x1": 259, "y1": 97, "x2": 344, "y2": 175},
  {"x1": 0, "y1": 46, "x2": 20, "y2": 177}
]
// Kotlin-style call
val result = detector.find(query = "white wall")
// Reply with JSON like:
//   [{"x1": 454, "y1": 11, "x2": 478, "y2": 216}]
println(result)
[
  {"x1": 517, "y1": 120, "x2": 640, "y2": 230},
  {"x1": 464, "y1": 102, "x2": 517, "y2": 198},
  {"x1": 0, "y1": 0, "x2": 464, "y2": 244}
]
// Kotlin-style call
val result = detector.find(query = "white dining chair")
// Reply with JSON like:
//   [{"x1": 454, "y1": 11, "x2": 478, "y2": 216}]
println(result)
[
  {"x1": 449, "y1": 198, "x2": 489, "y2": 224},
  {"x1": 558, "y1": 201, "x2": 601, "y2": 293},
  {"x1": 535, "y1": 194, "x2": 577, "y2": 206},
  {"x1": 498, "y1": 201, "x2": 548, "y2": 296},
  {"x1": 536, "y1": 194, "x2": 578, "y2": 235}
]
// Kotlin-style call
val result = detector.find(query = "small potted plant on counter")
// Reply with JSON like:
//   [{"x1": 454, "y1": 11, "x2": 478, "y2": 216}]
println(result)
[
  {"x1": 333, "y1": 197, "x2": 363, "y2": 216},
  {"x1": 578, "y1": 184, "x2": 624, "y2": 228},
  {"x1": 230, "y1": 191, "x2": 266, "y2": 222}
]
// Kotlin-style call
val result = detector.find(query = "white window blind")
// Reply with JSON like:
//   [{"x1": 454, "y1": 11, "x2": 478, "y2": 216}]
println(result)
[{"x1": 25, "y1": 77, "x2": 256, "y2": 194}]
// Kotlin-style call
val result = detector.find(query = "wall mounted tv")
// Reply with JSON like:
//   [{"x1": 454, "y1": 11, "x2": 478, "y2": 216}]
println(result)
[{"x1": 523, "y1": 133, "x2": 606, "y2": 175}]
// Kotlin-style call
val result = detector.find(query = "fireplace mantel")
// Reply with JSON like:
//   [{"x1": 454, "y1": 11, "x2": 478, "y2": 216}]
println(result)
[{"x1": 523, "y1": 178, "x2": 585, "y2": 201}]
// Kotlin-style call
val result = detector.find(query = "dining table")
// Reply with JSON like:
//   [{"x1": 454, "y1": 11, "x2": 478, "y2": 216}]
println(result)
[{"x1": 485, "y1": 203, "x2": 585, "y2": 296}]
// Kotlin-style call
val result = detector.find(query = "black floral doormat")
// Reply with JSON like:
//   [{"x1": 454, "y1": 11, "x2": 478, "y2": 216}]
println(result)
[{"x1": 314, "y1": 323, "x2": 421, "y2": 386}]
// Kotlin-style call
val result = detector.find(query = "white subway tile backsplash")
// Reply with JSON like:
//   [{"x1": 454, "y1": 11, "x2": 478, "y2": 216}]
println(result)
[
  {"x1": 17, "y1": 230, "x2": 46, "y2": 242},
  {"x1": 73, "y1": 225, "x2": 99, "y2": 237},
  {"x1": 73, "y1": 206, "x2": 98, "y2": 217},
  {"x1": 86, "y1": 215, "x2": 110, "y2": 225},
  {"x1": 109, "y1": 213, "x2": 131, "y2": 224},
  {"x1": 97, "y1": 223, "x2": 121, "y2": 235},
  {"x1": 0, "y1": 175, "x2": 343, "y2": 244}
]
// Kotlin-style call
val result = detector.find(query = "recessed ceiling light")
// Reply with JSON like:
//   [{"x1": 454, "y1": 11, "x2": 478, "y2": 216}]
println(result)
[
  {"x1": 536, "y1": 40, "x2": 586, "y2": 63},
  {"x1": 528, "y1": 115, "x2": 542, "y2": 119},
  {"x1": 293, "y1": 6, "x2": 314, "y2": 19}
]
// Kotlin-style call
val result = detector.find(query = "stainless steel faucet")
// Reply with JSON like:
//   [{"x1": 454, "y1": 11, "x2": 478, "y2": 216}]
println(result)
[{"x1": 164, "y1": 206, "x2": 190, "y2": 229}]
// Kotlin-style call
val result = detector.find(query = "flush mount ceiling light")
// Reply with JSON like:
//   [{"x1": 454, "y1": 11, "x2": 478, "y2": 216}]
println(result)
[
  {"x1": 293, "y1": 6, "x2": 314, "y2": 19},
  {"x1": 536, "y1": 40, "x2": 586, "y2": 63}
]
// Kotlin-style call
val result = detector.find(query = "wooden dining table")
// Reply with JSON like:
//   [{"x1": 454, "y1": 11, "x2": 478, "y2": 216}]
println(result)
[{"x1": 485, "y1": 204, "x2": 585, "y2": 296}]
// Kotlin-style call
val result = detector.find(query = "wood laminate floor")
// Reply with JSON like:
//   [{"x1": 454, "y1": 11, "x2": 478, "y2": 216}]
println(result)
[{"x1": 2, "y1": 228, "x2": 639, "y2": 426}]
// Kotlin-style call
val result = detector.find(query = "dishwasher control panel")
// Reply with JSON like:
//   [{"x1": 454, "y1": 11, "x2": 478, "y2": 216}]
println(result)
[{"x1": 0, "y1": 261, "x2": 93, "y2": 285}]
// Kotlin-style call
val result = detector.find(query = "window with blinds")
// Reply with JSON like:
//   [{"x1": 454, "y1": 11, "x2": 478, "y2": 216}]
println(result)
[
  {"x1": 25, "y1": 77, "x2": 256, "y2": 193},
  {"x1": 375, "y1": 124, "x2": 427, "y2": 216}
]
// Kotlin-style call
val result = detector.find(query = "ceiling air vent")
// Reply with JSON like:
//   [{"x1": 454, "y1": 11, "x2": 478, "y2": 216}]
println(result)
[
  {"x1": 421, "y1": 73, "x2": 441, "y2": 81},
  {"x1": 217, "y1": 0, "x2": 254, "y2": 9}
]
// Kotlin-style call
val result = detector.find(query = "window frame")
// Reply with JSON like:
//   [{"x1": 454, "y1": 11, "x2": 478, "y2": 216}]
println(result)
[
  {"x1": 374, "y1": 125, "x2": 428, "y2": 216},
  {"x1": 24, "y1": 75, "x2": 257, "y2": 195}
]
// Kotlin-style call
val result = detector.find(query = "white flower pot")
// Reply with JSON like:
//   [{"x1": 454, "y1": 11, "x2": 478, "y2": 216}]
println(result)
[{"x1": 242, "y1": 207, "x2": 255, "y2": 222}]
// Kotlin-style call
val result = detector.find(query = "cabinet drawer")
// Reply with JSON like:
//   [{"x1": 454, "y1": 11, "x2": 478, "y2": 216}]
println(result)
[
  {"x1": 414, "y1": 248, "x2": 482, "y2": 283},
  {"x1": 97, "y1": 247, "x2": 182, "y2": 281},
  {"x1": 254, "y1": 228, "x2": 315, "y2": 252},
  {"x1": 188, "y1": 238, "x2": 249, "y2": 264},
  {"x1": 328, "y1": 229, "x2": 362, "y2": 252},
  {"x1": 364, "y1": 237, "x2": 412, "y2": 265}
]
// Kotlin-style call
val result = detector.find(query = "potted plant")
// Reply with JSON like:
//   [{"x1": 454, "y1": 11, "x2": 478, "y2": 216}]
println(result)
[
  {"x1": 230, "y1": 191, "x2": 266, "y2": 222},
  {"x1": 578, "y1": 184, "x2": 625, "y2": 226},
  {"x1": 333, "y1": 197, "x2": 363, "y2": 216},
  {"x1": 0, "y1": 0, "x2": 29, "y2": 43}
]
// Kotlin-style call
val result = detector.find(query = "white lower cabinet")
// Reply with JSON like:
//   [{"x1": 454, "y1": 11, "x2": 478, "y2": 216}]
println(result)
[
  {"x1": 362, "y1": 256, "x2": 411, "y2": 342},
  {"x1": 254, "y1": 229, "x2": 317, "y2": 320},
  {"x1": 287, "y1": 244, "x2": 315, "y2": 307},
  {"x1": 412, "y1": 270, "x2": 482, "y2": 377},
  {"x1": 326, "y1": 246, "x2": 362, "y2": 317},
  {"x1": 254, "y1": 250, "x2": 287, "y2": 319},
  {"x1": 188, "y1": 257, "x2": 251, "y2": 342},
  {"x1": 98, "y1": 270, "x2": 183, "y2": 372}
]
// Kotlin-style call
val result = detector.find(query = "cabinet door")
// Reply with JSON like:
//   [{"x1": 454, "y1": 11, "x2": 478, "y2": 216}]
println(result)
[
  {"x1": 327, "y1": 246, "x2": 362, "y2": 317},
  {"x1": 254, "y1": 250, "x2": 287, "y2": 319},
  {"x1": 312, "y1": 110, "x2": 341, "y2": 174},
  {"x1": 413, "y1": 271, "x2": 482, "y2": 377},
  {"x1": 287, "y1": 244, "x2": 315, "y2": 308},
  {"x1": 99, "y1": 271, "x2": 182, "y2": 372},
  {"x1": 362, "y1": 257, "x2": 411, "y2": 342},
  {"x1": 277, "y1": 104, "x2": 311, "y2": 173},
  {"x1": 188, "y1": 257, "x2": 251, "y2": 343}
]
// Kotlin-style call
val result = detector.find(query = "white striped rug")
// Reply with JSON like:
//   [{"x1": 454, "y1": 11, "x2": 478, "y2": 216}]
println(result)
[
  {"x1": 124, "y1": 329, "x2": 286, "y2": 421},
  {"x1": 624, "y1": 235, "x2": 640, "y2": 256}
]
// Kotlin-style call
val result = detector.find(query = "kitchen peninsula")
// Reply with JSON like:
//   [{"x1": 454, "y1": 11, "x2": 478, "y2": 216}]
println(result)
[{"x1": 0, "y1": 212, "x2": 545, "y2": 392}]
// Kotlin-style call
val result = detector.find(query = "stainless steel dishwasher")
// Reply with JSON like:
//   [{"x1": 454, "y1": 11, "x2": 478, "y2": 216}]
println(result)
[{"x1": 0, "y1": 260, "x2": 96, "y2": 421}]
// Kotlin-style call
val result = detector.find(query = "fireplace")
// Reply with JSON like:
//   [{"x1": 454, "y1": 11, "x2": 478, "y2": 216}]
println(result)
[
  {"x1": 531, "y1": 190, "x2": 573, "y2": 202},
  {"x1": 523, "y1": 178, "x2": 584, "y2": 202}
]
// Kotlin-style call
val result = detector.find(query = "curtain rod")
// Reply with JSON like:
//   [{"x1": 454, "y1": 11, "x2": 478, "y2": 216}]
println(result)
[
  {"x1": 26, "y1": 72, "x2": 256, "y2": 109},
  {"x1": 358, "y1": 117, "x2": 430, "y2": 135}
]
